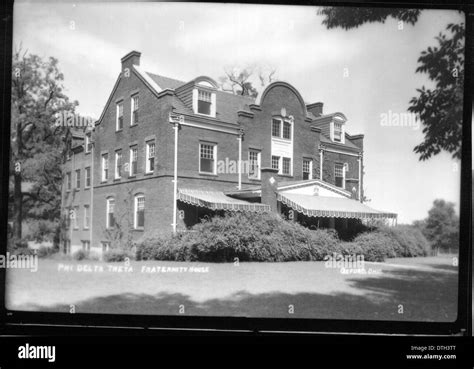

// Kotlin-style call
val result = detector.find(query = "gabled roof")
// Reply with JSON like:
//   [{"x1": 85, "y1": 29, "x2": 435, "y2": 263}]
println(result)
[{"x1": 147, "y1": 72, "x2": 186, "y2": 90}]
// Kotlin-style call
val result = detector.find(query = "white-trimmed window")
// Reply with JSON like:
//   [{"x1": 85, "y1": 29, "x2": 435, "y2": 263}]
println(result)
[
  {"x1": 199, "y1": 143, "x2": 216, "y2": 174},
  {"x1": 283, "y1": 121, "x2": 291, "y2": 139},
  {"x1": 101, "y1": 241, "x2": 111, "y2": 253},
  {"x1": 271, "y1": 155, "x2": 280, "y2": 171},
  {"x1": 116, "y1": 102, "x2": 123, "y2": 131},
  {"x1": 334, "y1": 122, "x2": 343, "y2": 142},
  {"x1": 106, "y1": 198, "x2": 115, "y2": 229},
  {"x1": 303, "y1": 159, "x2": 312, "y2": 180},
  {"x1": 75, "y1": 169, "x2": 81, "y2": 189},
  {"x1": 146, "y1": 141, "x2": 155, "y2": 174},
  {"x1": 134, "y1": 194, "x2": 145, "y2": 229},
  {"x1": 271, "y1": 119, "x2": 281, "y2": 137},
  {"x1": 73, "y1": 206, "x2": 79, "y2": 229},
  {"x1": 66, "y1": 172, "x2": 71, "y2": 191},
  {"x1": 102, "y1": 154, "x2": 109, "y2": 181},
  {"x1": 248, "y1": 150, "x2": 261, "y2": 180},
  {"x1": 82, "y1": 240, "x2": 90, "y2": 253},
  {"x1": 131, "y1": 95, "x2": 139, "y2": 125},
  {"x1": 115, "y1": 150, "x2": 122, "y2": 179},
  {"x1": 271, "y1": 118, "x2": 292, "y2": 140},
  {"x1": 85, "y1": 167, "x2": 91, "y2": 188},
  {"x1": 282, "y1": 157, "x2": 291, "y2": 175},
  {"x1": 197, "y1": 90, "x2": 212, "y2": 115},
  {"x1": 85, "y1": 133, "x2": 92, "y2": 153},
  {"x1": 84, "y1": 205, "x2": 90, "y2": 229},
  {"x1": 130, "y1": 146, "x2": 138, "y2": 176},
  {"x1": 335, "y1": 163, "x2": 344, "y2": 188}
]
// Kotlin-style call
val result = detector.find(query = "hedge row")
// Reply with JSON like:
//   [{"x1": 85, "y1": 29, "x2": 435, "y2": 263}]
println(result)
[{"x1": 135, "y1": 212, "x2": 431, "y2": 263}]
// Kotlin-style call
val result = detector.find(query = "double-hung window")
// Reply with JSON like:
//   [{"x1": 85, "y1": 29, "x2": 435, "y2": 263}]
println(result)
[
  {"x1": 130, "y1": 146, "x2": 138, "y2": 176},
  {"x1": 199, "y1": 143, "x2": 216, "y2": 174},
  {"x1": 102, "y1": 154, "x2": 109, "y2": 181},
  {"x1": 131, "y1": 95, "x2": 139, "y2": 125},
  {"x1": 116, "y1": 102, "x2": 123, "y2": 131},
  {"x1": 134, "y1": 195, "x2": 145, "y2": 229},
  {"x1": 106, "y1": 198, "x2": 115, "y2": 229},
  {"x1": 197, "y1": 90, "x2": 212, "y2": 115},
  {"x1": 335, "y1": 163, "x2": 344, "y2": 188},
  {"x1": 146, "y1": 141, "x2": 155, "y2": 174},
  {"x1": 248, "y1": 150, "x2": 261, "y2": 180},
  {"x1": 115, "y1": 150, "x2": 122, "y2": 179},
  {"x1": 303, "y1": 159, "x2": 312, "y2": 180}
]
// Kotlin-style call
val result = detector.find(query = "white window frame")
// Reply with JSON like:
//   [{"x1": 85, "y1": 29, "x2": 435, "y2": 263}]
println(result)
[
  {"x1": 73, "y1": 206, "x2": 79, "y2": 229},
  {"x1": 106, "y1": 198, "x2": 115, "y2": 229},
  {"x1": 248, "y1": 150, "x2": 261, "y2": 180},
  {"x1": 193, "y1": 88, "x2": 216, "y2": 117},
  {"x1": 83, "y1": 205, "x2": 90, "y2": 229},
  {"x1": 199, "y1": 143, "x2": 217, "y2": 175},
  {"x1": 116, "y1": 101, "x2": 124, "y2": 131},
  {"x1": 271, "y1": 118, "x2": 292, "y2": 141},
  {"x1": 303, "y1": 158, "x2": 313, "y2": 180},
  {"x1": 115, "y1": 150, "x2": 122, "y2": 179},
  {"x1": 145, "y1": 141, "x2": 155, "y2": 174},
  {"x1": 102, "y1": 154, "x2": 109, "y2": 181},
  {"x1": 131, "y1": 95, "x2": 139, "y2": 126},
  {"x1": 75, "y1": 169, "x2": 81, "y2": 189},
  {"x1": 134, "y1": 194, "x2": 145, "y2": 229},
  {"x1": 85, "y1": 133, "x2": 91, "y2": 153},
  {"x1": 331, "y1": 121, "x2": 345, "y2": 144},
  {"x1": 129, "y1": 146, "x2": 138, "y2": 176},
  {"x1": 271, "y1": 155, "x2": 280, "y2": 172},
  {"x1": 85, "y1": 167, "x2": 91, "y2": 188},
  {"x1": 66, "y1": 172, "x2": 71, "y2": 191},
  {"x1": 334, "y1": 162, "x2": 345, "y2": 188},
  {"x1": 282, "y1": 157, "x2": 292, "y2": 176}
]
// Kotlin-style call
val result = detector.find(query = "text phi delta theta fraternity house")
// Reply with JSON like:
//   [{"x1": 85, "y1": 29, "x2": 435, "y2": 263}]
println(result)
[{"x1": 61, "y1": 51, "x2": 397, "y2": 256}]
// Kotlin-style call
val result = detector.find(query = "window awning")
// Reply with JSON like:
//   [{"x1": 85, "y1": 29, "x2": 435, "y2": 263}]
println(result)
[
  {"x1": 277, "y1": 193, "x2": 397, "y2": 220},
  {"x1": 178, "y1": 189, "x2": 270, "y2": 212}
]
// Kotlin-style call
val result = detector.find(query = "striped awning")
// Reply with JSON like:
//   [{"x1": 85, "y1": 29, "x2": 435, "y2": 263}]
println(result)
[
  {"x1": 277, "y1": 193, "x2": 397, "y2": 220},
  {"x1": 178, "y1": 189, "x2": 270, "y2": 212}
]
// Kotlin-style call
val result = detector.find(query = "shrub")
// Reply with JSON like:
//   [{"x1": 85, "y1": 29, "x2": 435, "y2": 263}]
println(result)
[
  {"x1": 377, "y1": 225, "x2": 430, "y2": 257},
  {"x1": 9, "y1": 247, "x2": 36, "y2": 257},
  {"x1": 103, "y1": 248, "x2": 135, "y2": 262},
  {"x1": 36, "y1": 246, "x2": 56, "y2": 258},
  {"x1": 135, "y1": 212, "x2": 340, "y2": 262},
  {"x1": 72, "y1": 249, "x2": 87, "y2": 261}
]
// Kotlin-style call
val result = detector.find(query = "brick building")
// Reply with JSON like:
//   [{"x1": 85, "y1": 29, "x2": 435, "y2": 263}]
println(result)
[{"x1": 61, "y1": 51, "x2": 396, "y2": 256}]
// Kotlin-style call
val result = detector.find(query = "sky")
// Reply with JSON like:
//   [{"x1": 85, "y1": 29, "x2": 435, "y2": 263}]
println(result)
[{"x1": 12, "y1": 1, "x2": 464, "y2": 223}]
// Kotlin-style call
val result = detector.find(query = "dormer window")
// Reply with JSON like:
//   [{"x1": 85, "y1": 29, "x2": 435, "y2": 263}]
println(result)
[
  {"x1": 197, "y1": 90, "x2": 212, "y2": 115},
  {"x1": 330, "y1": 115, "x2": 347, "y2": 143},
  {"x1": 334, "y1": 122, "x2": 343, "y2": 142}
]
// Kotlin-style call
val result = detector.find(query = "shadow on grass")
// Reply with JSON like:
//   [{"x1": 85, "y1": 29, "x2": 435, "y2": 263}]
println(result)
[{"x1": 14, "y1": 266, "x2": 458, "y2": 322}]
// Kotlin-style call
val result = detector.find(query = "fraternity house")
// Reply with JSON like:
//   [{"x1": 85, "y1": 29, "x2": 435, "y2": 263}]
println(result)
[{"x1": 61, "y1": 51, "x2": 397, "y2": 255}]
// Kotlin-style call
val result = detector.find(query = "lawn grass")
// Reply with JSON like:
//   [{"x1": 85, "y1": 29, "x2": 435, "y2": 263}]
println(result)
[{"x1": 5, "y1": 256, "x2": 457, "y2": 322}]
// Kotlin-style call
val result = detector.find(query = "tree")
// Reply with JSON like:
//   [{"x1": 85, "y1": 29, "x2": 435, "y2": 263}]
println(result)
[
  {"x1": 318, "y1": 8, "x2": 464, "y2": 161},
  {"x1": 10, "y1": 45, "x2": 77, "y2": 243},
  {"x1": 218, "y1": 65, "x2": 276, "y2": 97},
  {"x1": 421, "y1": 199, "x2": 459, "y2": 254}
]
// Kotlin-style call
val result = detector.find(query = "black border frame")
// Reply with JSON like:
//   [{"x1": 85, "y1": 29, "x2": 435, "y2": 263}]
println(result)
[{"x1": 0, "y1": 0, "x2": 471, "y2": 336}]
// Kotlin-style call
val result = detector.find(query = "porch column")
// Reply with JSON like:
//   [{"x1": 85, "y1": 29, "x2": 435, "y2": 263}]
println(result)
[{"x1": 329, "y1": 217, "x2": 335, "y2": 229}]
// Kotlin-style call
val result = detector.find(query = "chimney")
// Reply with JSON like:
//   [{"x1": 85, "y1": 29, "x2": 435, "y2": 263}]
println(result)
[
  {"x1": 307, "y1": 102, "x2": 324, "y2": 117},
  {"x1": 260, "y1": 167, "x2": 279, "y2": 212},
  {"x1": 121, "y1": 50, "x2": 141, "y2": 72}
]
